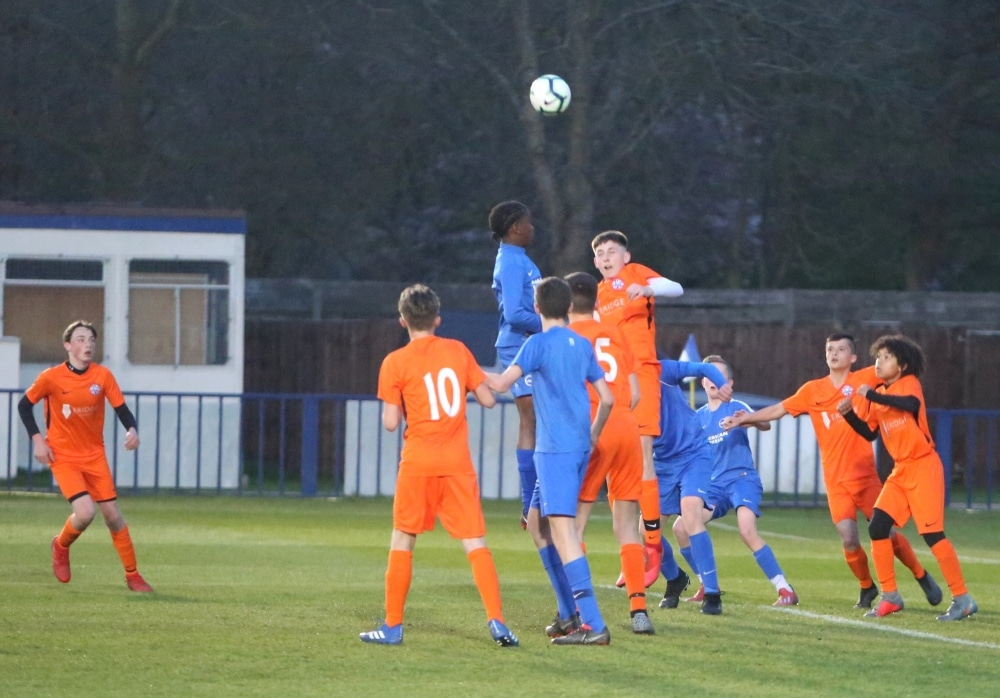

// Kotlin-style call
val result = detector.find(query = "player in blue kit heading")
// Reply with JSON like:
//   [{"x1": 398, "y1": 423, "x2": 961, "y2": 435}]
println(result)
[{"x1": 489, "y1": 201, "x2": 542, "y2": 527}]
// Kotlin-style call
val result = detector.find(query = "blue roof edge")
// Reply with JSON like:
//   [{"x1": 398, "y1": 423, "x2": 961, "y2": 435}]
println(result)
[{"x1": 0, "y1": 212, "x2": 246, "y2": 234}]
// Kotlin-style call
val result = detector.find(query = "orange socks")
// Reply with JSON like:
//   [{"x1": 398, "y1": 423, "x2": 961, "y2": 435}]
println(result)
[
  {"x1": 57, "y1": 517, "x2": 83, "y2": 549},
  {"x1": 468, "y1": 547, "x2": 504, "y2": 622},
  {"x1": 384, "y1": 549, "x2": 413, "y2": 627},
  {"x1": 890, "y1": 531, "x2": 926, "y2": 578},
  {"x1": 843, "y1": 546, "x2": 873, "y2": 587},
  {"x1": 385, "y1": 548, "x2": 506, "y2": 627},
  {"x1": 110, "y1": 526, "x2": 138, "y2": 574},
  {"x1": 929, "y1": 538, "x2": 968, "y2": 597},
  {"x1": 620, "y1": 543, "x2": 646, "y2": 611},
  {"x1": 871, "y1": 538, "x2": 897, "y2": 593},
  {"x1": 639, "y1": 479, "x2": 661, "y2": 546}
]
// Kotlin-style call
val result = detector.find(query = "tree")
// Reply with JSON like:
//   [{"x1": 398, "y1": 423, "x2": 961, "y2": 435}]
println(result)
[
  {"x1": 0, "y1": 0, "x2": 185, "y2": 200},
  {"x1": 1, "y1": 0, "x2": 997, "y2": 290}
]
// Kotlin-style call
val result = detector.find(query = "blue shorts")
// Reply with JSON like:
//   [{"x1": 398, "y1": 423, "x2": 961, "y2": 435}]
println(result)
[
  {"x1": 531, "y1": 451, "x2": 589, "y2": 517},
  {"x1": 655, "y1": 451, "x2": 714, "y2": 516},
  {"x1": 497, "y1": 345, "x2": 533, "y2": 398},
  {"x1": 708, "y1": 470, "x2": 763, "y2": 520}
]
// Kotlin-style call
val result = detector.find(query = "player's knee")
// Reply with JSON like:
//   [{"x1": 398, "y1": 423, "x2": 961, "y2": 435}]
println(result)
[
  {"x1": 671, "y1": 516, "x2": 687, "y2": 540},
  {"x1": 868, "y1": 509, "x2": 893, "y2": 540},
  {"x1": 921, "y1": 531, "x2": 946, "y2": 548},
  {"x1": 75, "y1": 510, "x2": 96, "y2": 529},
  {"x1": 70, "y1": 498, "x2": 96, "y2": 527}
]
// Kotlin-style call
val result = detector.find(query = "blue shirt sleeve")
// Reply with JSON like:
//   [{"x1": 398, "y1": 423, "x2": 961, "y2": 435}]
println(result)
[
  {"x1": 660, "y1": 360, "x2": 728, "y2": 388},
  {"x1": 512, "y1": 334, "x2": 540, "y2": 374},
  {"x1": 497, "y1": 257, "x2": 542, "y2": 335},
  {"x1": 584, "y1": 343, "x2": 604, "y2": 384}
]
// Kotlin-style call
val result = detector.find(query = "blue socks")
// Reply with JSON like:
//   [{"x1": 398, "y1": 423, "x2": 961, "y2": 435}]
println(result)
[
  {"x1": 680, "y1": 545, "x2": 699, "y2": 576},
  {"x1": 659, "y1": 537, "x2": 680, "y2": 580},
  {"x1": 516, "y1": 449, "x2": 536, "y2": 517},
  {"x1": 563, "y1": 556, "x2": 605, "y2": 632},
  {"x1": 539, "y1": 545, "x2": 575, "y2": 621},
  {"x1": 690, "y1": 531, "x2": 720, "y2": 594},
  {"x1": 753, "y1": 544, "x2": 784, "y2": 580}
]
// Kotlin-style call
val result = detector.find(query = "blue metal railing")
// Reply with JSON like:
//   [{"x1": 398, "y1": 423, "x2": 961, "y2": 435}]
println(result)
[{"x1": 2, "y1": 389, "x2": 996, "y2": 508}]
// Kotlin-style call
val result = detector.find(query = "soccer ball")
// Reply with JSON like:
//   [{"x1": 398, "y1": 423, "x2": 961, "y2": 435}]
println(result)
[{"x1": 529, "y1": 74, "x2": 571, "y2": 115}]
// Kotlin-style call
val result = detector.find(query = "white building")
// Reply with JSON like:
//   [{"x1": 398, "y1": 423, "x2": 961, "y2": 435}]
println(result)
[{"x1": 0, "y1": 204, "x2": 245, "y2": 488}]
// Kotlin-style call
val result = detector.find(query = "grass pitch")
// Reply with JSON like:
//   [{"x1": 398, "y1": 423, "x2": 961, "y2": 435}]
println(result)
[{"x1": 0, "y1": 494, "x2": 997, "y2": 697}]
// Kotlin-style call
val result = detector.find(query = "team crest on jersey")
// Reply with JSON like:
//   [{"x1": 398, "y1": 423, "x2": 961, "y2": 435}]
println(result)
[
  {"x1": 90, "y1": 384, "x2": 101, "y2": 396},
  {"x1": 841, "y1": 385, "x2": 854, "y2": 397},
  {"x1": 611, "y1": 278, "x2": 624, "y2": 290}
]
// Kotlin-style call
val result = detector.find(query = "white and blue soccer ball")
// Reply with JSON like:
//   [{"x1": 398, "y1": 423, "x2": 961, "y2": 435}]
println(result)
[{"x1": 529, "y1": 74, "x2": 571, "y2": 115}]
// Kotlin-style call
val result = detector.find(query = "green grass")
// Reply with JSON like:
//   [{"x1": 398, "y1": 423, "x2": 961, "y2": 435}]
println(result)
[{"x1": 1, "y1": 495, "x2": 997, "y2": 697}]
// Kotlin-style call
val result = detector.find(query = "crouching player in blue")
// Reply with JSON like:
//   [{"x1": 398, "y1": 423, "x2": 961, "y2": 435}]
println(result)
[
  {"x1": 685, "y1": 355, "x2": 799, "y2": 606},
  {"x1": 652, "y1": 358, "x2": 733, "y2": 615}
]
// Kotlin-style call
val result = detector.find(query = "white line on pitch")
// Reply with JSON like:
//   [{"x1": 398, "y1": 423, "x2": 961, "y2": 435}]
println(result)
[
  {"x1": 709, "y1": 522, "x2": 1000, "y2": 564},
  {"x1": 770, "y1": 607, "x2": 1000, "y2": 650},
  {"x1": 708, "y1": 521, "x2": 812, "y2": 541}
]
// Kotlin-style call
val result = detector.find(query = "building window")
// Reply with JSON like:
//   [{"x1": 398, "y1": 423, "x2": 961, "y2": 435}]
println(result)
[
  {"x1": 128, "y1": 260, "x2": 229, "y2": 366},
  {"x1": 2, "y1": 258, "x2": 105, "y2": 364}
]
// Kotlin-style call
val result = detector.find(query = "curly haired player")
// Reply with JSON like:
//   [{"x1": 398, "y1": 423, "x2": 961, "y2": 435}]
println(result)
[{"x1": 839, "y1": 334, "x2": 977, "y2": 621}]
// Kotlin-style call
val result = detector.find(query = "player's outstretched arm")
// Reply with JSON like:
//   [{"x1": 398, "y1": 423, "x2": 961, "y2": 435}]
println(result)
[
  {"x1": 472, "y1": 381, "x2": 496, "y2": 409},
  {"x1": 486, "y1": 364, "x2": 524, "y2": 393},
  {"x1": 740, "y1": 414, "x2": 772, "y2": 432},
  {"x1": 737, "y1": 402, "x2": 788, "y2": 426},
  {"x1": 485, "y1": 365, "x2": 523, "y2": 394}
]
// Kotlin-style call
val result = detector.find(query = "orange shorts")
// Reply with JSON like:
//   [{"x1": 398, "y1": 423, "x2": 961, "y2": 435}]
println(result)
[
  {"x1": 825, "y1": 473, "x2": 883, "y2": 524},
  {"x1": 634, "y1": 362, "x2": 662, "y2": 437},
  {"x1": 873, "y1": 453, "x2": 945, "y2": 534},
  {"x1": 393, "y1": 471, "x2": 486, "y2": 539},
  {"x1": 50, "y1": 454, "x2": 118, "y2": 502},
  {"x1": 580, "y1": 410, "x2": 642, "y2": 502}
]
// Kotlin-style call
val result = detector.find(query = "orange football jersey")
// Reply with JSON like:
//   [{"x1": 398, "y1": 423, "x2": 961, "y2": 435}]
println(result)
[
  {"x1": 24, "y1": 362, "x2": 126, "y2": 463},
  {"x1": 595, "y1": 262, "x2": 662, "y2": 366},
  {"x1": 781, "y1": 365, "x2": 879, "y2": 486},
  {"x1": 568, "y1": 318, "x2": 637, "y2": 416},
  {"x1": 856, "y1": 373, "x2": 936, "y2": 463},
  {"x1": 377, "y1": 335, "x2": 485, "y2": 476}
]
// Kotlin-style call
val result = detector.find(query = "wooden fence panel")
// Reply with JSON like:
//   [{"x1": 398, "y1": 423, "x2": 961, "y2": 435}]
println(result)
[{"x1": 246, "y1": 318, "x2": 996, "y2": 411}]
